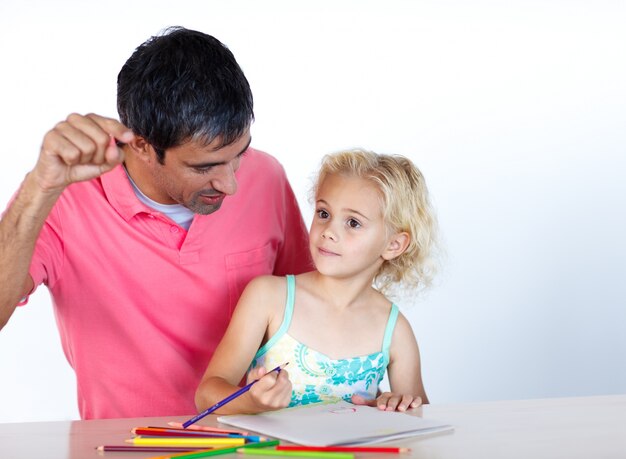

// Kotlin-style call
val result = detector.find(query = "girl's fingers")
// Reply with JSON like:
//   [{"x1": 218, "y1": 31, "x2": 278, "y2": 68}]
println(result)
[
  {"x1": 409, "y1": 396, "x2": 423, "y2": 408},
  {"x1": 376, "y1": 392, "x2": 393, "y2": 410},
  {"x1": 384, "y1": 395, "x2": 402, "y2": 411},
  {"x1": 375, "y1": 393, "x2": 423, "y2": 411},
  {"x1": 246, "y1": 366, "x2": 267, "y2": 384},
  {"x1": 397, "y1": 394, "x2": 415, "y2": 412}
]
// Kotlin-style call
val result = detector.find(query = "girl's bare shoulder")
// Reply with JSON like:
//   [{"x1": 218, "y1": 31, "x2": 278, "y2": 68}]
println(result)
[{"x1": 244, "y1": 275, "x2": 289, "y2": 300}]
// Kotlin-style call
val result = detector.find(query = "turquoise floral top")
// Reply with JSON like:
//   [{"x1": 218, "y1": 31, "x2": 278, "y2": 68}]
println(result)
[{"x1": 249, "y1": 275, "x2": 399, "y2": 407}]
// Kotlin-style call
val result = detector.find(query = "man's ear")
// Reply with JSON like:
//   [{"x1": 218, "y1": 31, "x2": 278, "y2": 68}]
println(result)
[
  {"x1": 125, "y1": 135, "x2": 154, "y2": 164},
  {"x1": 382, "y1": 232, "x2": 410, "y2": 261}
]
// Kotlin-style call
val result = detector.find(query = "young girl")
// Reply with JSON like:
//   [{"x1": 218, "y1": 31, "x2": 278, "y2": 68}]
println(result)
[{"x1": 195, "y1": 149, "x2": 438, "y2": 414}]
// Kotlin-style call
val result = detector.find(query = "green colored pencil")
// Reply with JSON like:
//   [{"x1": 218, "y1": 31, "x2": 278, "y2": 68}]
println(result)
[
  {"x1": 236, "y1": 448, "x2": 354, "y2": 459},
  {"x1": 163, "y1": 440, "x2": 280, "y2": 459}
]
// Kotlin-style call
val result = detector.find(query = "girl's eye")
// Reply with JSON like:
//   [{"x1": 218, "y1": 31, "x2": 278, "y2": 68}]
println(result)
[
  {"x1": 317, "y1": 209, "x2": 329, "y2": 219},
  {"x1": 347, "y1": 218, "x2": 361, "y2": 229}
]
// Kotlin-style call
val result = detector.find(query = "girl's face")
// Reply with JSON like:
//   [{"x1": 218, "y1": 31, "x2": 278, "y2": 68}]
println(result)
[{"x1": 310, "y1": 173, "x2": 392, "y2": 280}]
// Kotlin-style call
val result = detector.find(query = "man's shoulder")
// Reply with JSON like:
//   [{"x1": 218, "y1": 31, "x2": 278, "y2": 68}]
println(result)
[
  {"x1": 238, "y1": 148, "x2": 290, "y2": 191},
  {"x1": 59, "y1": 175, "x2": 106, "y2": 202},
  {"x1": 55, "y1": 166, "x2": 132, "y2": 220},
  {"x1": 245, "y1": 148, "x2": 285, "y2": 174}
]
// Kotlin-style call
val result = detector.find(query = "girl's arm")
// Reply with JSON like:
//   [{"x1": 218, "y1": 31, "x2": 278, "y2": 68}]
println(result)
[
  {"x1": 352, "y1": 312, "x2": 428, "y2": 411},
  {"x1": 383, "y1": 312, "x2": 429, "y2": 410},
  {"x1": 194, "y1": 276, "x2": 292, "y2": 415}
]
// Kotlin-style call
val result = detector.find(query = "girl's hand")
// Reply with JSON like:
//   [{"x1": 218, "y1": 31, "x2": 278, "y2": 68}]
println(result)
[
  {"x1": 351, "y1": 392, "x2": 423, "y2": 412},
  {"x1": 246, "y1": 366, "x2": 292, "y2": 411}
]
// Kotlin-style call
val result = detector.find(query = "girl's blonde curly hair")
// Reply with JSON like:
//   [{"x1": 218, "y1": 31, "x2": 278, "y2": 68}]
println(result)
[{"x1": 312, "y1": 149, "x2": 439, "y2": 295}]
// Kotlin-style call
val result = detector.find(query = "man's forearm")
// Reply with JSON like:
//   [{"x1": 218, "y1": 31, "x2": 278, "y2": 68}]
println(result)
[{"x1": 0, "y1": 172, "x2": 62, "y2": 329}]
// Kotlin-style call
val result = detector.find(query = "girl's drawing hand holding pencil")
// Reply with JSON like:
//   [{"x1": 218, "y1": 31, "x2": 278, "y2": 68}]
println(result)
[{"x1": 183, "y1": 363, "x2": 289, "y2": 428}]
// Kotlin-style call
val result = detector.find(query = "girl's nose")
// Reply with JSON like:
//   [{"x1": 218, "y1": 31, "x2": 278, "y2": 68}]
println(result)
[{"x1": 321, "y1": 228, "x2": 337, "y2": 241}]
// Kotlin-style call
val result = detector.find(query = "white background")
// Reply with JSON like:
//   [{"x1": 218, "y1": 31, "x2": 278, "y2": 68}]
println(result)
[{"x1": 0, "y1": 0, "x2": 624, "y2": 423}]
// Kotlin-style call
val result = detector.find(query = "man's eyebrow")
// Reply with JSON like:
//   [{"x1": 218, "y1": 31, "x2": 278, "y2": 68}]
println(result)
[{"x1": 187, "y1": 137, "x2": 252, "y2": 168}]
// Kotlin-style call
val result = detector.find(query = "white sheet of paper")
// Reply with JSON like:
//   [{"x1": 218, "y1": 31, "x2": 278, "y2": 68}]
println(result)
[{"x1": 217, "y1": 400, "x2": 453, "y2": 446}]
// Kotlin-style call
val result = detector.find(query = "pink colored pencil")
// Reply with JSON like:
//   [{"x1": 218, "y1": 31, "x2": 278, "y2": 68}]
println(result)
[{"x1": 96, "y1": 445, "x2": 210, "y2": 452}]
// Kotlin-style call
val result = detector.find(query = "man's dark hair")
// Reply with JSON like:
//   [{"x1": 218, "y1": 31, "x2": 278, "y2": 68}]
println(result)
[{"x1": 117, "y1": 26, "x2": 254, "y2": 163}]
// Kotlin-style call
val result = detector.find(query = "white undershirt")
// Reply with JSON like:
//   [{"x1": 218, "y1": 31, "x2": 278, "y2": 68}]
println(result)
[{"x1": 124, "y1": 167, "x2": 194, "y2": 230}]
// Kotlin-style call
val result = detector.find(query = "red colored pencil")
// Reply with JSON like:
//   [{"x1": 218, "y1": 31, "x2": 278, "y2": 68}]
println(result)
[
  {"x1": 96, "y1": 445, "x2": 211, "y2": 452},
  {"x1": 276, "y1": 446, "x2": 409, "y2": 453}
]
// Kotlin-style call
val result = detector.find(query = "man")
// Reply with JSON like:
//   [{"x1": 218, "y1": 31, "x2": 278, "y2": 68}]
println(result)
[{"x1": 0, "y1": 27, "x2": 312, "y2": 419}]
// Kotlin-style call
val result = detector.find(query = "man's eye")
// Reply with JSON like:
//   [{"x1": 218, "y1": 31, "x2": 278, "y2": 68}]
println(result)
[
  {"x1": 194, "y1": 166, "x2": 213, "y2": 174},
  {"x1": 347, "y1": 219, "x2": 361, "y2": 228}
]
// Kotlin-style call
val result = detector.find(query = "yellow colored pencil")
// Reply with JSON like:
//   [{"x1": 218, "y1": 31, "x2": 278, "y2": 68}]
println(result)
[{"x1": 126, "y1": 437, "x2": 245, "y2": 447}]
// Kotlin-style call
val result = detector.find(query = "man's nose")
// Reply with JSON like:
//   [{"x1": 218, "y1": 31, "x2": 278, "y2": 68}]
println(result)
[{"x1": 211, "y1": 163, "x2": 238, "y2": 195}]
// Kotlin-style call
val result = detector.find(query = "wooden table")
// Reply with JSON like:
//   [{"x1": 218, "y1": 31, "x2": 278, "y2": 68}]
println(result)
[{"x1": 1, "y1": 395, "x2": 624, "y2": 459}]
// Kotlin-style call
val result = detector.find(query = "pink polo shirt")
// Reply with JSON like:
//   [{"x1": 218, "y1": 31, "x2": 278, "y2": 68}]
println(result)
[{"x1": 22, "y1": 148, "x2": 313, "y2": 419}]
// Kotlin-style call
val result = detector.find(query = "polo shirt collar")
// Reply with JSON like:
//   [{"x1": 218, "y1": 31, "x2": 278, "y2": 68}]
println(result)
[{"x1": 101, "y1": 164, "x2": 153, "y2": 221}]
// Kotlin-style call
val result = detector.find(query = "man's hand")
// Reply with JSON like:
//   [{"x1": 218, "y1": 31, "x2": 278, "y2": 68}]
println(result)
[
  {"x1": 351, "y1": 392, "x2": 423, "y2": 412},
  {"x1": 33, "y1": 113, "x2": 134, "y2": 193},
  {"x1": 246, "y1": 366, "x2": 292, "y2": 411}
]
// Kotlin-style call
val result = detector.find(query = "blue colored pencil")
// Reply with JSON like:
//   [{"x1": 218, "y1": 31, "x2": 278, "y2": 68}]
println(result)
[{"x1": 183, "y1": 363, "x2": 288, "y2": 428}]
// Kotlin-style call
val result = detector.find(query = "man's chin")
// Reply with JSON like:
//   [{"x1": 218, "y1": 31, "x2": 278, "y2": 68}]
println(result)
[{"x1": 187, "y1": 201, "x2": 224, "y2": 215}]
